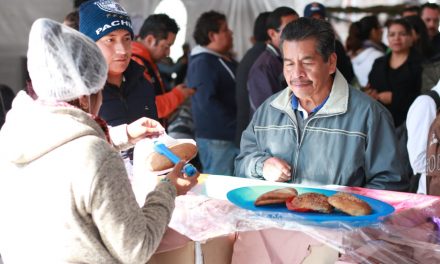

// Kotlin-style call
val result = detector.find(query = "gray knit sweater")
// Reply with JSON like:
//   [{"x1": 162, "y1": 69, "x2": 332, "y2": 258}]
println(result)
[{"x1": 0, "y1": 92, "x2": 176, "y2": 263}]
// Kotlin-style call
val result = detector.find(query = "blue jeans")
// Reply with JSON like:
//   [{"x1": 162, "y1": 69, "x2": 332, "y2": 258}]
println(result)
[{"x1": 196, "y1": 138, "x2": 239, "y2": 176}]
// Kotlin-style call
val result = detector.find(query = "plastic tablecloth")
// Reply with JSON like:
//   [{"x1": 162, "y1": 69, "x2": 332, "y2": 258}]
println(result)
[{"x1": 168, "y1": 175, "x2": 440, "y2": 263}]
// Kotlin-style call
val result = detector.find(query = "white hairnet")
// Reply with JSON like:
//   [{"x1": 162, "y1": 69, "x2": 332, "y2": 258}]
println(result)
[{"x1": 27, "y1": 18, "x2": 108, "y2": 102}]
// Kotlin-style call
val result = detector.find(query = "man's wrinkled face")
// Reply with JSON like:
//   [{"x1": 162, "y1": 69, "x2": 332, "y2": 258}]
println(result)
[{"x1": 282, "y1": 38, "x2": 336, "y2": 100}]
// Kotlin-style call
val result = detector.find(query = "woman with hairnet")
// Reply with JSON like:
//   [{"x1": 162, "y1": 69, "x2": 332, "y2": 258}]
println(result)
[{"x1": 0, "y1": 18, "x2": 198, "y2": 263}]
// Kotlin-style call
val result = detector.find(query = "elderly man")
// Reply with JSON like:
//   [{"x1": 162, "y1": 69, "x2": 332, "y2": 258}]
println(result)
[{"x1": 235, "y1": 17, "x2": 408, "y2": 191}]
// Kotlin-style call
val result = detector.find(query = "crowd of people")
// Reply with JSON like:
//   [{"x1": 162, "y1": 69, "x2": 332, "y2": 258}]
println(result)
[{"x1": 0, "y1": 0, "x2": 439, "y2": 262}]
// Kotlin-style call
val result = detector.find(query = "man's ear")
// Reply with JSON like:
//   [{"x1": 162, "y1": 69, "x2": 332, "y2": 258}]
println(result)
[
  {"x1": 143, "y1": 35, "x2": 156, "y2": 48},
  {"x1": 267, "y1": 28, "x2": 278, "y2": 42},
  {"x1": 78, "y1": 95, "x2": 90, "y2": 113},
  {"x1": 208, "y1": 31, "x2": 216, "y2": 43},
  {"x1": 328, "y1": 52, "x2": 337, "y2": 75}
]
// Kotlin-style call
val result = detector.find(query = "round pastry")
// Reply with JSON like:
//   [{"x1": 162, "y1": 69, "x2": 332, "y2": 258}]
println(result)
[
  {"x1": 287, "y1": 192, "x2": 333, "y2": 213},
  {"x1": 328, "y1": 192, "x2": 372, "y2": 216},
  {"x1": 146, "y1": 142, "x2": 198, "y2": 171},
  {"x1": 254, "y1": 187, "x2": 298, "y2": 206}
]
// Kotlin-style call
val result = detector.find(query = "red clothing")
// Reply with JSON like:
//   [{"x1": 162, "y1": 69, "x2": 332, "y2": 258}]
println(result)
[{"x1": 131, "y1": 42, "x2": 185, "y2": 120}]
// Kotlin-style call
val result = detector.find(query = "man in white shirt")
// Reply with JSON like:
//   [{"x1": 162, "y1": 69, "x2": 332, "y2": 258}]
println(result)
[{"x1": 406, "y1": 79, "x2": 440, "y2": 194}]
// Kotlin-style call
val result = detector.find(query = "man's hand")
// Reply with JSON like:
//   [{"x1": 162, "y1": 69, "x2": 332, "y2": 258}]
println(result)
[
  {"x1": 262, "y1": 157, "x2": 292, "y2": 182},
  {"x1": 164, "y1": 161, "x2": 199, "y2": 196},
  {"x1": 127, "y1": 117, "x2": 165, "y2": 144},
  {"x1": 175, "y1": 84, "x2": 196, "y2": 99}
]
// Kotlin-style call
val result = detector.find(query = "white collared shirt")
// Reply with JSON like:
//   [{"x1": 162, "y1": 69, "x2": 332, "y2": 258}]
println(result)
[{"x1": 406, "y1": 79, "x2": 440, "y2": 194}]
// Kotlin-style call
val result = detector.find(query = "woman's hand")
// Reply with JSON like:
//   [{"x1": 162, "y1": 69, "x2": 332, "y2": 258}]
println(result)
[
  {"x1": 127, "y1": 117, "x2": 165, "y2": 144},
  {"x1": 163, "y1": 161, "x2": 199, "y2": 196}
]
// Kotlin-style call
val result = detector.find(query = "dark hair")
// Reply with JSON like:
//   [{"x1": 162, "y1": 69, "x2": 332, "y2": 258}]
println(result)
[
  {"x1": 401, "y1": 5, "x2": 421, "y2": 16},
  {"x1": 387, "y1": 18, "x2": 413, "y2": 35},
  {"x1": 421, "y1": 2, "x2": 440, "y2": 13},
  {"x1": 193, "y1": 11, "x2": 226, "y2": 46},
  {"x1": 64, "y1": 10, "x2": 79, "y2": 30},
  {"x1": 280, "y1": 17, "x2": 335, "y2": 62},
  {"x1": 346, "y1": 15, "x2": 380, "y2": 54},
  {"x1": 253, "y1": 12, "x2": 270, "y2": 42},
  {"x1": 266, "y1": 6, "x2": 298, "y2": 31},
  {"x1": 138, "y1": 14, "x2": 179, "y2": 41},
  {"x1": 405, "y1": 15, "x2": 434, "y2": 59}
]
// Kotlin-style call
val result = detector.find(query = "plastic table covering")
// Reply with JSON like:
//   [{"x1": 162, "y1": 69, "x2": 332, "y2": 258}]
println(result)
[{"x1": 168, "y1": 175, "x2": 440, "y2": 263}]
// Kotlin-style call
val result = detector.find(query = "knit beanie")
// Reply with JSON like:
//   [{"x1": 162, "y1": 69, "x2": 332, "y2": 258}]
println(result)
[
  {"x1": 27, "y1": 18, "x2": 108, "y2": 102},
  {"x1": 79, "y1": 0, "x2": 134, "y2": 42}
]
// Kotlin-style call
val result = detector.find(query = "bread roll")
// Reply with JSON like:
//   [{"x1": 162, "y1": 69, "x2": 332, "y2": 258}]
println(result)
[
  {"x1": 146, "y1": 142, "x2": 198, "y2": 171},
  {"x1": 254, "y1": 187, "x2": 298, "y2": 206},
  {"x1": 328, "y1": 192, "x2": 372, "y2": 216},
  {"x1": 288, "y1": 192, "x2": 333, "y2": 213}
]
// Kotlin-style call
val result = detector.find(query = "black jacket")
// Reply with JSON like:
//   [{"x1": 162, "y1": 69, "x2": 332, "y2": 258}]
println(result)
[
  {"x1": 99, "y1": 60, "x2": 158, "y2": 127},
  {"x1": 368, "y1": 48, "x2": 423, "y2": 127},
  {"x1": 235, "y1": 42, "x2": 267, "y2": 147}
]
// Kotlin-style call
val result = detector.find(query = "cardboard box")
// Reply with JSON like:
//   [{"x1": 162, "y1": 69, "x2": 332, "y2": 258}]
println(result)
[{"x1": 147, "y1": 234, "x2": 236, "y2": 264}]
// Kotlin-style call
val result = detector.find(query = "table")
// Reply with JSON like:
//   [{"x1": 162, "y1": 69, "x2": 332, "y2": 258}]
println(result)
[{"x1": 167, "y1": 174, "x2": 440, "y2": 263}]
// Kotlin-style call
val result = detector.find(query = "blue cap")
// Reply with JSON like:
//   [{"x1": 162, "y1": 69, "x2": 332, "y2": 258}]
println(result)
[
  {"x1": 304, "y1": 2, "x2": 326, "y2": 19},
  {"x1": 79, "y1": 0, "x2": 134, "y2": 42}
]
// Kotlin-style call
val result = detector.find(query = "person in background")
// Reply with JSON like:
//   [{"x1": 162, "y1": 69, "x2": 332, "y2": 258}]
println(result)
[
  {"x1": 0, "y1": 84, "x2": 15, "y2": 129},
  {"x1": 79, "y1": 0, "x2": 158, "y2": 163},
  {"x1": 420, "y1": 2, "x2": 440, "y2": 58},
  {"x1": 406, "y1": 79, "x2": 440, "y2": 194},
  {"x1": 405, "y1": 15, "x2": 434, "y2": 61},
  {"x1": 367, "y1": 18, "x2": 423, "y2": 128},
  {"x1": 156, "y1": 56, "x2": 185, "y2": 91},
  {"x1": 401, "y1": 4, "x2": 421, "y2": 17},
  {"x1": 303, "y1": 2, "x2": 355, "y2": 84},
  {"x1": 246, "y1": 7, "x2": 298, "y2": 114},
  {"x1": 0, "y1": 18, "x2": 198, "y2": 264},
  {"x1": 63, "y1": 10, "x2": 79, "y2": 29},
  {"x1": 346, "y1": 15, "x2": 385, "y2": 89},
  {"x1": 187, "y1": 10, "x2": 238, "y2": 175},
  {"x1": 235, "y1": 17, "x2": 407, "y2": 191},
  {"x1": 132, "y1": 14, "x2": 195, "y2": 127},
  {"x1": 235, "y1": 11, "x2": 270, "y2": 147},
  {"x1": 174, "y1": 42, "x2": 190, "y2": 85}
]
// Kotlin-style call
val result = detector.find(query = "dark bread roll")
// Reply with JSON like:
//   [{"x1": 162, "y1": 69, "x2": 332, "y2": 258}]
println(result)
[
  {"x1": 254, "y1": 187, "x2": 298, "y2": 206},
  {"x1": 288, "y1": 192, "x2": 333, "y2": 213},
  {"x1": 146, "y1": 142, "x2": 198, "y2": 171},
  {"x1": 328, "y1": 192, "x2": 372, "y2": 216}
]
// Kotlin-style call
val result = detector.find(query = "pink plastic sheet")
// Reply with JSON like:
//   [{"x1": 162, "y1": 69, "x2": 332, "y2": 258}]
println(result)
[{"x1": 169, "y1": 186, "x2": 440, "y2": 263}]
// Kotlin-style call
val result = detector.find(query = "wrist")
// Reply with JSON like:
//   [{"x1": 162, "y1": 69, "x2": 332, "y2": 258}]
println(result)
[{"x1": 161, "y1": 177, "x2": 171, "y2": 183}]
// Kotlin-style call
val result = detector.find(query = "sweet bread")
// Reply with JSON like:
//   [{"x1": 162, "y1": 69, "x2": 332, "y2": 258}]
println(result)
[
  {"x1": 146, "y1": 142, "x2": 198, "y2": 171},
  {"x1": 254, "y1": 187, "x2": 298, "y2": 206},
  {"x1": 328, "y1": 192, "x2": 372, "y2": 216},
  {"x1": 288, "y1": 192, "x2": 333, "y2": 213}
]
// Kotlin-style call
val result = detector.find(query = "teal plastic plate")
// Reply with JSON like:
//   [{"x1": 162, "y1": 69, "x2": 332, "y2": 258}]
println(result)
[{"x1": 227, "y1": 185, "x2": 395, "y2": 226}]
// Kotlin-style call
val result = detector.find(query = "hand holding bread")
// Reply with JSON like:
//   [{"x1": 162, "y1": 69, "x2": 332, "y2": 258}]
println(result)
[{"x1": 163, "y1": 161, "x2": 199, "y2": 196}]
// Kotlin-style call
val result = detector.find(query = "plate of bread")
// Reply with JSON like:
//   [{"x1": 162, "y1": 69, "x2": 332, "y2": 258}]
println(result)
[{"x1": 227, "y1": 185, "x2": 394, "y2": 224}]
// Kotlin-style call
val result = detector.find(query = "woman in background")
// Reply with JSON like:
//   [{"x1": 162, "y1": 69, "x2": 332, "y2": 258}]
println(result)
[
  {"x1": 346, "y1": 15, "x2": 385, "y2": 88},
  {"x1": 367, "y1": 18, "x2": 423, "y2": 127}
]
